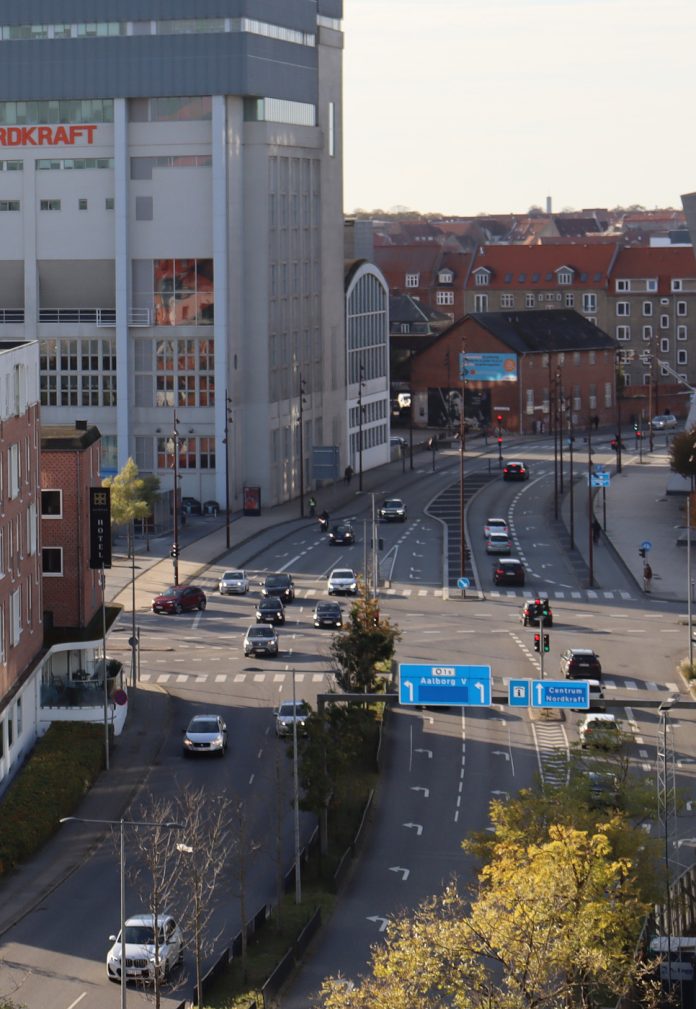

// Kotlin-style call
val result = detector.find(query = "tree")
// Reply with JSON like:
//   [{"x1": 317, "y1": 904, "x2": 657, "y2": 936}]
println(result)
[
  {"x1": 319, "y1": 825, "x2": 652, "y2": 1009},
  {"x1": 329, "y1": 591, "x2": 401, "y2": 692},
  {"x1": 103, "y1": 458, "x2": 157, "y2": 556},
  {"x1": 668, "y1": 426, "x2": 696, "y2": 482}
]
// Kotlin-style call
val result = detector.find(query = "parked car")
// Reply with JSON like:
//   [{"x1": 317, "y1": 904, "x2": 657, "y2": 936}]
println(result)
[
  {"x1": 390, "y1": 435, "x2": 407, "y2": 450},
  {"x1": 243, "y1": 625, "x2": 279, "y2": 657},
  {"x1": 503, "y1": 461, "x2": 530, "y2": 481},
  {"x1": 152, "y1": 585, "x2": 206, "y2": 614},
  {"x1": 484, "y1": 517, "x2": 509, "y2": 539},
  {"x1": 327, "y1": 568, "x2": 358, "y2": 595},
  {"x1": 493, "y1": 558, "x2": 525, "y2": 586},
  {"x1": 260, "y1": 573, "x2": 295, "y2": 603},
  {"x1": 329, "y1": 522, "x2": 355, "y2": 546},
  {"x1": 651, "y1": 414, "x2": 678, "y2": 430},
  {"x1": 521, "y1": 598, "x2": 553, "y2": 627},
  {"x1": 255, "y1": 597, "x2": 286, "y2": 625},
  {"x1": 182, "y1": 714, "x2": 227, "y2": 757},
  {"x1": 218, "y1": 569, "x2": 249, "y2": 595},
  {"x1": 274, "y1": 699, "x2": 310, "y2": 738},
  {"x1": 181, "y1": 496, "x2": 201, "y2": 515},
  {"x1": 106, "y1": 913, "x2": 183, "y2": 983},
  {"x1": 560, "y1": 648, "x2": 602, "y2": 680},
  {"x1": 378, "y1": 498, "x2": 407, "y2": 522},
  {"x1": 486, "y1": 532, "x2": 512, "y2": 555},
  {"x1": 313, "y1": 601, "x2": 343, "y2": 628},
  {"x1": 579, "y1": 713, "x2": 622, "y2": 750}
]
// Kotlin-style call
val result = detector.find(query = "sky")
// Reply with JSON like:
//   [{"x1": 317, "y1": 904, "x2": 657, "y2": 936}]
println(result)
[{"x1": 342, "y1": 0, "x2": 696, "y2": 216}]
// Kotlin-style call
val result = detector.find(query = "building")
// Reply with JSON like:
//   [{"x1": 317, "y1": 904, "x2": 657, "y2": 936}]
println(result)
[{"x1": 0, "y1": 2, "x2": 345, "y2": 509}]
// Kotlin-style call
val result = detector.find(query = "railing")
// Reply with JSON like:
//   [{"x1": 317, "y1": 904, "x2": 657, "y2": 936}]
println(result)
[
  {"x1": 128, "y1": 307, "x2": 151, "y2": 326},
  {"x1": 39, "y1": 307, "x2": 116, "y2": 324},
  {"x1": 0, "y1": 308, "x2": 24, "y2": 323}
]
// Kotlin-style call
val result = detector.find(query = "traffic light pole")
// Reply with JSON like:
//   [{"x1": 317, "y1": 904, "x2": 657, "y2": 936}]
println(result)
[{"x1": 172, "y1": 411, "x2": 180, "y2": 586}]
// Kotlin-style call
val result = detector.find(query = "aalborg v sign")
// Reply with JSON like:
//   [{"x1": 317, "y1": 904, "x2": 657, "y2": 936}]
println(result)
[{"x1": 399, "y1": 663, "x2": 491, "y2": 707}]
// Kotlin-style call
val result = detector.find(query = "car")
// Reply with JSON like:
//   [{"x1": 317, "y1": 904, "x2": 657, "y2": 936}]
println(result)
[
  {"x1": 106, "y1": 913, "x2": 183, "y2": 983},
  {"x1": 327, "y1": 568, "x2": 359, "y2": 595},
  {"x1": 261, "y1": 573, "x2": 295, "y2": 603},
  {"x1": 584, "y1": 770, "x2": 620, "y2": 807},
  {"x1": 483, "y1": 517, "x2": 509, "y2": 539},
  {"x1": 329, "y1": 522, "x2": 355, "y2": 546},
  {"x1": 255, "y1": 597, "x2": 286, "y2": 625},
  {"x1": 579, "y1": 713, "x2": 622, "y2": 750},
  {"x1": 503, "y1": 461, "x2": 530, "y2": 481},
  {"x1": 651, "y1": 414, "x2": 678, "y2": 430},
  {"x1": 313, "y1": 601, "x2": 343, "y2": 628},
  {"x1": 218, "y1": 569, "x2": 249, "y2": 595},
  {"x1": 378, "y1": 498, "x2": 407, "y2": 522},
  {"x1": 390, "y1": 435, "x2": 407, "y2": 450},
  {"x1": 275, "y1": 699, "x2": 310, "y2": 738},
  {"x1": 181, "y1": 496, "x2": 201, "y2": 515},
  {"x1": 571, "y1": 679, "x2": 606, "y2": 712},
  {"x1": 486, "y1": 532, "x2": 512, "y2": 555},
  {"x1": 182, "y1": 714, "x2": 227, "y2": 757},
  {"x1": 560, "y1": 648, "x2": 602, "y2": 680},
  {"x1": 521, "y1": 598, "x2": 553, "y2": 627},
  {"x1": 243, "y1": 624, "x2": 279, "y2": 657},
  {"x1": 493, "y1": 558, "x2": 525, "y2": 586},
  {"x1": 151, "y1": 585, "x2": 207, "y2": 614}
]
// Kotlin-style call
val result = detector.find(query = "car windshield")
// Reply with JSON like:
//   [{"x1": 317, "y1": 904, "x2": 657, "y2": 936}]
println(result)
[
  {"x1": 251, "y1": 627, "x2": 273, "y2": 637},
  {"x1": 189, "y1": 719, "x2": 218, "y2": 734},
  {"x1": 223, "y1": 571, "x2": 243, "y2": 580},
  {"x1": 161, "y1": 587, "x2": 179, "y2": 598},
  {"x1": 489, "y1": 534, "x2": 508, "y2": 541},
  {"x1": 383, "y1": 500, "x2": 402, "y2": 507},
  {"x1": 122, "y1": 925, "x2": 162, "y2": 945},
  {"x1": 266, "y1": 576, "x2": 289, "y2": 588},
  {"x1": 332, "y1": 570, "x2": 354, "y2": 579},
  {"x1": 279, "y1": 702, "x2": 309, "y2": 717},
  {"x1": 260, "y1": 599, "x2": 280, "y2": 607}
]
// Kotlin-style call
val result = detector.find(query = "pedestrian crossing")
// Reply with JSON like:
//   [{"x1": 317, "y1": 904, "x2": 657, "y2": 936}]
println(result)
[
  {"x1": 486, "y1": 588, "x2": 637, "y2": 601},
  {"x1": 138, "y1": 669, "x2": 334, "y2": 685},
  {"x1": 531, "y1": 720, "x2": 569, "y2": 788}
]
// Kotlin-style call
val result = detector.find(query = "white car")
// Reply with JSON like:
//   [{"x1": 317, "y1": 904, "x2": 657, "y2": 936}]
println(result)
[
  {"x1": 579, "y1": 713, "x2": 622, "y2": 750},
  {"x1": 327, "y1": 568, "x2": 358, "y2": 595},
  {"x1": 485, "y1": 532, "x2": 512, "y2": 555},
  {"x1": 651, "y1": 414, "x2": 677, "y2": 430},
  {"x1": 219, "y1": 569, "x2": 249, "y2": 594},
  {"x1": 106, "y1": 913, "x2": 183, "y2": 983},
  {"x1": 274, "y1": 699, "x2": 310, "y2": 738},
  {"x1": 182, "y1": 714, "x2": 227, "y2": 757},
  {"x1": 484, "y1": 517, "x2": 509, "y2": 539}
]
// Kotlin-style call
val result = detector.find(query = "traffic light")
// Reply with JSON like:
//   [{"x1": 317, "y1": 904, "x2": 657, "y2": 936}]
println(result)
[
  {"x1": 639, "y1": 547, "x2": 646, "y2": 558},
  {"x1": 170, "y1": 543, "x2": 179, "y2": 559},
  {"x1": 533, "y1": 633, "x2": 541, "y2": 653},
  {"x1": 496, "y1": 414, "x2": 503, "y2": 425},
  {"x1": 543, "y1": 633, "x2": 550, "y2": 653},
  {"x1": 633, "y1": 422, "x2": 639, "y2": 432},
  {"x1": 497, "y1": 436, "x2": 503, "y2": 446}
]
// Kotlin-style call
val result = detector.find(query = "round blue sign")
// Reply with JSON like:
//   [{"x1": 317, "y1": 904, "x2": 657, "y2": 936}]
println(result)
[
  {"x1": 640, "y1": 540, "x2": 652, "y2": 551},
  {"x1": 457, "y1": 577, "x2": 471, "y2": 589}
]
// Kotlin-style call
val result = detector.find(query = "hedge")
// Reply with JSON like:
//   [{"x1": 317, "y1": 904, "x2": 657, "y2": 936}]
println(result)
[{"x1": 0, "y1": 722, "x2": 105, "y2": 877}]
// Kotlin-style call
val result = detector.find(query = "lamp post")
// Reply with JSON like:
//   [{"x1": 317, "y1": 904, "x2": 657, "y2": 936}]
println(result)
[
  {"x1": 224, "y1": 391, "x2": 233, "y2": 549},
  {"x1": 568, "y1": 405, "x2": 575, "y2": 550},
  {"x1": 657, "y1": 696, "x2": 679, "y2": 989},
  {"x1": 459, "y1": 345, "x2": 467, "y2": 579},
  {"x1": 298, "y1": 373, "x2": 306, "y2": 517},
  {"x1": 615, "y1": 351, "x2": 624, "y2": 475},
  {"x1": 357, "y1": 363, "x2": 365, "y2": 492},
  {"x1": 587, "y1": 420, "x2": 594, "y2": 588},
  {"x1": 291, "y1": 667, "x2": 302, "y2": 904},
  {"x1": 557, "y1": 368, "x2": 564, "y2": 496},
  {"x1": 170, "y1": 411, "x2": 180, "y2": 586},
  {"x1": 59, "y1": 815, "x2": 183, "y2": 1009}
]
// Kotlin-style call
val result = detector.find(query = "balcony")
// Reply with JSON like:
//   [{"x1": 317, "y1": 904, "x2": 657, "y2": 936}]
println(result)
[{"x1": 39, "y1": 308, "x2": 116, "y2": 325}]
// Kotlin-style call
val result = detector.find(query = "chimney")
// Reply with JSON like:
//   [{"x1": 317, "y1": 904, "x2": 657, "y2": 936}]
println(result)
[{"x1": 546, "y1": 196, "x2": 552, "y2": 214}]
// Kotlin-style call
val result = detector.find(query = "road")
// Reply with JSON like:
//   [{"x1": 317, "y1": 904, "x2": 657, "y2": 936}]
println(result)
[{"x1": 1, "y1": 443, "x2": 695, "y2": 1008}]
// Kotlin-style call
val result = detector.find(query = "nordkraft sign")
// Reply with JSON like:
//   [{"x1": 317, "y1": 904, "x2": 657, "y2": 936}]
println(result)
[{"x1": 0, "y1": 125, "x2": 97, "y2": 146}]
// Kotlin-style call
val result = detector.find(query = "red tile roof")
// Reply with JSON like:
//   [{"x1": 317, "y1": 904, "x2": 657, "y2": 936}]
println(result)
[
  {"x1": 611, "y1": 246, "x2": 696, "y2": 293},
  {"x1": 468, "y1": 243, "x2": 619, "y2": 289}
]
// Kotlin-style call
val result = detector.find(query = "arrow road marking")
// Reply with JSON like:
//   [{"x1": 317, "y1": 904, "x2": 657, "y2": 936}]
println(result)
[
  {"x1": 366, "y1": 916, "x2": 389, "y2": 931},
  {"x1": 389, "y1": 866, "x2": 410, "y2": 881},
  {"x1": 411, "y1": 786, "x2": 430, "y2": 797},
  {"x1": 491, "y1": 790, "x2": 510, "y2": 798},
  {"x1": 414, "y1": 748, "x2": 432, "y2": 758},
  {"x1": 686, "y1": 800, "x2": 696, "y2": 812},
  {"x1": 403, "y1": 822, "x2": 423, "y2": 835},
  {"x1": 492, "y1": 751, "x2": 510, "y2": 761}
]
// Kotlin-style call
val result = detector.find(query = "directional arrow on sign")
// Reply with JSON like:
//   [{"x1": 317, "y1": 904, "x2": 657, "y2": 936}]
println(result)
[
  {"x1": 389, "y1": 866, "x2": 410, "y2": 881},
  {"x1": 411, "y1": 786, "x2": 430, "y2": 797},
  {"x1": 366, "y1": 916, "x2": 389, "y2": 931},
  {"x1": 403, "y1": 822, "x2": 423, "y2": 836},
  {"x1": 403, "y1": 679, "x2": 414, "y2": 703},
  {"x1": 414, "y1": 748, "x2": 432, "y2": 758}
]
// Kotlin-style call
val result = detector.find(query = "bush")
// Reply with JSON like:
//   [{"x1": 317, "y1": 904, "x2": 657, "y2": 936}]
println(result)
[
  {"x1": 678, "y1": 657, "x2": 696, "y2": 682},
  {"x1": 0, "y1": 722, "x2": 104, "y2": 876}
]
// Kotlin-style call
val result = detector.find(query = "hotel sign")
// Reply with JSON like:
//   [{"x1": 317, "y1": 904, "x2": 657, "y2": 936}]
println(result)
[
  {"x1": 89, "y1": 487, "x2": 112, "y2": 570},
  {"x1": 0, "y1": 124, "x2": 97, "y2": 147}
]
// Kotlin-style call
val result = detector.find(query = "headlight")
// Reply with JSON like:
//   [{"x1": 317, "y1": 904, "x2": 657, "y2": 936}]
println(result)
[
  {"x1": 211, "y1": 735, "x2": 223, "y2": 747},
  {"x1": 184, "y1": 737, "x2": 193, "y2": 747}
]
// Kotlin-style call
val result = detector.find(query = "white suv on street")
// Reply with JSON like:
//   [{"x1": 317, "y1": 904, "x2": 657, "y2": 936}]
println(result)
[
  {"x1": 106, "y1": 913, "x2": 183, "y2": 983},
  {"x1": 327, "y1": 568, "x2": 358, "y2": 595}
]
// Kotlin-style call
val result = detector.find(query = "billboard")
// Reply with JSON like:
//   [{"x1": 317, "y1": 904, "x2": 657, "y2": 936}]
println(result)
[{"x1": 459, "y1": 352, "x2": 518, "y2": 383}]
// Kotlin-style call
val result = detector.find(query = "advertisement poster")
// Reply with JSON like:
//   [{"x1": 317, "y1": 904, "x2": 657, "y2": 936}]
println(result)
[
  {"x1": 243, "y1": 486, "x2": 261, "y2": 516},
  {"x1": 459, "y1": 352, "x2": 518, "y2": 383}
]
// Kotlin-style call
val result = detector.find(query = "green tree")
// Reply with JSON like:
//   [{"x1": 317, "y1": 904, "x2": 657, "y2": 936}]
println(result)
[
  {"x1": 668, "y1": 426, "x2": 696, "y2": 482},
  {"x1": 329, "y1": 591, "x2": 401, "y2": 693},
  {"x1": 103, "y1": 458, "x2": 157, "y2": 556}
]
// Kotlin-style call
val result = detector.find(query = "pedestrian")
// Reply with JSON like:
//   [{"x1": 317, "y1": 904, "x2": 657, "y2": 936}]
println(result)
[
  {"x1": 592, "y1": 518, "x2": 601, "y2": 544},
  {"x1": 593, "y1": 415, "x2": 600, "y2": 431},
  {"x1": 308, "y1": 495, "x2": 316, "y2": 517},
  {"x1": 643, "y1": 561, "x2": 653, "y2": 593},
  {"x1": 344, "y1": 465, "x2": 353, "y2": 485}
]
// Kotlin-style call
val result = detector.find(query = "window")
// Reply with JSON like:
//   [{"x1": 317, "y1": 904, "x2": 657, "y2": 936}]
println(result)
[
  {"x1": 9, "y1": 587, "x2": 20, "y2": 646},
  {"x1": 677, "y1": 301, "x2": 687, "y2": 317},
  {"x1": 678, "y1": 325, "x2": 687, "y2": 341},
  {"x1": 616, "y1": 302, "x2": 630, "y2": 317},
  {"x1": 436, "y1": 290, "x2": 454, "y2": 306},
  {"x1": 582, "y1": 293, "x2": 597, "y2": 312},
  {"x1": 616, "y1": 326, "x2": 630, "y2": 341},
  {"x1": 438, "y1": 270, "x2": 453, "y2": 284},
  {"x1": 27, "y1": 503, "x2": 36, "y2": 555},
  {"x1": 557, "y1": 270, "x2": 572, "y2": 285},
  {"x1": 642, "y1": 301, "x2": 653, "y2": 316},
  {"x1": 588, "y1": 351, "x2": 596, "y2": 365},
  {"x1": 678, "y1": 349, "x2": 688, "y2": 365},
  {"x1": 78, "y1": 198, "x2": 87, "y2": 210},
  {"x1": 642, "y1": 325, "x2": 652, "y2": 341},
  {"x1": 604, "y1": 381, "x2": 612, "y2": 407},
  {"x1": 660, "y1": 314, "x2": 669, "y2": 329},
  {"x1": 500, "y1": 293, "x2": 514, "y2": 309},
  {"x1": 660, "y1": 337, "x2": 669, "y2": 353},
  {"x1": 0, "y1": 200, "x2": 19, "y2": 211},
  {"x1": 573, "y1": 352, "x2": 581, "y2": 366},
  {"x1": 405, "y1": 273, "x2": 419, "y2": 288},
  {"x1": 105, "y1": 197, "x2": 114, "y2": 210},
  {"x1": 565, "y1": 293, "x2": 575, "y2": 307},
  {"x1": 39, "y1": 199, "x2": 61, "y2": 211},
  {"x1": 8, "y1": 444, "x2": 19, "y2": 499},
  {"x1": 42, "y1": 547, "x2": 63, "y2": 576},
  {"x1": 525, "y1": 293, "x2": 535, "y2": 308},
  {"x1": 588, "y1": 384, "x2": 597, "y2": 410},
  {"x1": 672, "y1": 279, "x2": 683, "y2": 292},
  {"x1": 474, "y1": 271, "x2": 490, "y2": 287},
  {"x1": 646, "y1": 279, "x2": 658, "y2": 292},
  {"x1": 40, "y1": 339, "x2": 116, "y2": 409},
  {"x1": 616, "y1": 279, "x2": 630, "y2": 292},
  {"x1": 138, "y1": 259, "x2": 215, "y2": 326},
  {"x1": 41, "y1": 489, "x2": 62, "y2": 516},
  {"x1": 474, "y1": 294, "x2": 488, "y2": 312}
]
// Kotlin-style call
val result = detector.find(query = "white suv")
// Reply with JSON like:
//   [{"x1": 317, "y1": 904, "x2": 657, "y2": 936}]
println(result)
[
  {"x1": 106, "y1": 913, "x2": 183, "y2": 982},
  {"x1": 327, "y1": 568, "x2": 358, "y2": 595}
]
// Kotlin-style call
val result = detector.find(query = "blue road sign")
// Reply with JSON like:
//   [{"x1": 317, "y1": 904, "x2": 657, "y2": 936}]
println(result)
[
  {"x1": 641, "y1": 540, "x2": 652, "y2": 552},
  {"x1": 590, "y1": 472, "x2": 610, "y2": 488},
  {"x1": 399, "y1": 663, "x2": 491, "y2": 707},
  {"x1": 508, "y1": 679, "x2": 531, "y2": 707},
  {"x1": 457, "y1": 577, "x2": 471, "y2": 589},
  {"x1": 531, "y1": 680, "x2": 589, "y2": 709}
]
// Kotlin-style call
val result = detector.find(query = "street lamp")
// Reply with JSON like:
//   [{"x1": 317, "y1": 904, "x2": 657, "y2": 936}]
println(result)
[
  {"x1": 459, "y1": 341, "x2": 467, "y2": 579},
  {"x1": 59, "y1": 815, "x2": 183, "y2": 1009},
  {"x1": 224, "y1": 391, "x2": 233, "y2": 549},
  {"x1": 657, "y1": 696, "x2": 679, "y2": 989},
  {"x1": 298, "y1": 373, "x2": 306, "y2": 518},
  {"x1": 170, "y1": 411, "x2": 180, "y2": 586},
  {"x1": 291, "y1": 667, "x2": 302, "y2": 905}
]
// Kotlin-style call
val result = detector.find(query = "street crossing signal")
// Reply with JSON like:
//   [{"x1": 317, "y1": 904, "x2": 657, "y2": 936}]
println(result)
[
  {"x1": 497, "y1": 436, "x2": 503, "y2": 445},
  {"x1": 533, "y1": 633, "x2": 541, "y2": 653},
  {"x1": 496, "y1": 414, "x2": 503, "y2": 424},
  {"x1": 170, "y1": 543, "x2": 179, "y2": 559},
  {"x1": 639, "y1": 547, "x2": 646, "y2": 558},
  {"x1": 543, "y1": 633, "x2": 550, "y2": 653}
]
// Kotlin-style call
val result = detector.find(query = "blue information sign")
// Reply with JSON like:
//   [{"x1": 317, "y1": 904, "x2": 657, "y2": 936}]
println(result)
[
  {"x1": 399, "y1": 663, "x2": 491, "y2": 707},
  {"x1": 457, "y1": 577, "x2": 471, "y2": 589},
  {"x1": 590, "y1": 472, "x2": 610, "y2": 488},
  {"x1": 508, "y1": 679, "x2": 531, "y2": 707},
  {"x1": 641, "y1": 540, "x2": 652, "y2": 552},
  {"x1": 531, "y1": 680, "x2": 589, "y2": 709}
]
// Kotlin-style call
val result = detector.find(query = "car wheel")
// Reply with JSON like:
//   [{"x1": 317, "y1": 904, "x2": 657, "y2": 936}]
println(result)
[
  {"x1": 175, "y1": 603, "x2": 183, "y2": 614},
  {"x1": 198, "y1": 599, "x2": 206, "y2": 610}
]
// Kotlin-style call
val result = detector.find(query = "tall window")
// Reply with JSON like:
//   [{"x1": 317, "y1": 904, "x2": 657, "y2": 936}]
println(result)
[
  {"x1": 474, "y1": 294, "x2": 488, "y2": 312},
  {"x1": 40, "y1": 338, "x2": 116, "y2": 407},
  {"x1": 151, "y1": 260, "x2": 214, "y2": 326},
  {"x1": 140, "y1": 338, "x2": 215, "y2": 408},
  {"x1": 582, "y1": 293, "x2": 597, "y2": 312}
]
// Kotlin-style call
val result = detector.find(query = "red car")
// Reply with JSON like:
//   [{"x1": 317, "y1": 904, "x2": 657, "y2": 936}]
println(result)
[{"x1": 152, "y1": 585, "x2": 207, "y2": 614}]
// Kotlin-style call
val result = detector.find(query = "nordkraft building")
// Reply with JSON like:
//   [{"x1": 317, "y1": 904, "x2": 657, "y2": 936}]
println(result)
[{"x1": 0, "y1": 1, "x2": 347, "y2": 507}]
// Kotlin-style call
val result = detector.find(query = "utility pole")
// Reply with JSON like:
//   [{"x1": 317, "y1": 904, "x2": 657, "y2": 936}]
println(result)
[
  {"x1": 298, "y1": 373, "x2": 306, "y2": 517},
  {"x1": 224, "y1": 390, "x2": 233, "y2": 549},
  {"x1": 171, "y1": 410, "x2": 180, "y2": 586}
]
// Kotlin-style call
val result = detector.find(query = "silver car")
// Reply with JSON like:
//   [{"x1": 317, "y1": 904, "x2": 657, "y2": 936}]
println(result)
[
  {"x1": 219, "y1": 569, "x2": 249, "y2": 594},
  {"x1": 651, "y1": 414, "x2": 677, "y2": 430},
  {"x1": 106, "y1": 913, "x2": 183, "y2": 982},
  {"x1": 182, "y1": 714, "x2": 227, "y2": 756},
  {"x1": 243, "y1": 624, "x2": 279, "y2": 657},
  {"x1": 275, "y1": 699, "x2": 310, "y2": 738}
]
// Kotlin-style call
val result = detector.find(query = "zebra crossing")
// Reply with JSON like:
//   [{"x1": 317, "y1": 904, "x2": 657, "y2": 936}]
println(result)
[
  {"x1": 138, "y1": 669, "x2": 333, "y2": 685},
  {"x1": 487, "y1": 588, "x2": 637, "y2": 601},
  {"x1": 530, "y1": 720, "x2": 569, "y2": 788}
]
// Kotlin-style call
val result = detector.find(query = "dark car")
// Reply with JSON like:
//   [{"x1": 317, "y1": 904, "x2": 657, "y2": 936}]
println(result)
[
  {"x1": 503, "y1": 461, "x2": 530, "y2": 481},
  {"x1": 493, "y1": 558, "x2": 525, "y2": 586},
  {"x1": 152, "y1": 585, "x2": 207, "y2": 614},
  {"x1": 313, "y1": 601, "x2": 343, "y2": 628},
  {"x1": 521, "y1": 598, "x2": 553, "y2": 627},
  {"x1": 181, "y1": 496, "x2": 201, "y2": 515},
  {"x1": 560, "y1": 648, "x2": 602, "y2": 680},
  {"x1": 329, "y1": 523, "x2": 355, "y2": 546},
  {"x1": 243, "y1": 624, "x2": 279, "y2": 657},
  {"x1": 378, "y1": 498, "x2": 407, "y2": 522},
  {"x1": 255, "y1": 597, "x2": 286, "y2": 625},
  {"x1": 261, "y1": 573, "x2": 295, "y2": 603}
]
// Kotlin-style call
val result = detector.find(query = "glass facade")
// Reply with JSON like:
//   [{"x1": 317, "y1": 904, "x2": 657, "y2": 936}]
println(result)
[
  {"x1": 152, "y1": 260, "x2": 214, "y2": 327},
  {"x1": 39, "y1": 338, "x2": 117, "y2": 407},
  {"x1": 0, "y1": 18, "x2": 314, "y2": 46},
  {"x1": 134, "y1": 336, "x2": 215, "y2": 409},
  {"x1": 0, "y1": 99, "x2": 112, "y2": 124}
]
